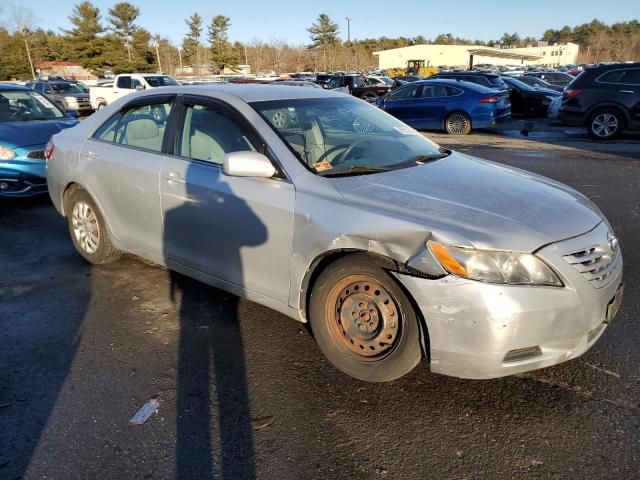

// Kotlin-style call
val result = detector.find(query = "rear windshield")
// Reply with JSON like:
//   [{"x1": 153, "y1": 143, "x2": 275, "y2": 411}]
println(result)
[{"x1": 143, "y1": 76, "x2": 179, "y2": 87}]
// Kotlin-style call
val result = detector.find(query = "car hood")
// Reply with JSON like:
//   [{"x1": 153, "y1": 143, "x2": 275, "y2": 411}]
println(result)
[
  {"x1": 0, "y1": 118, "x2": 78, "y2": 149},
  {"x1": 331, "y1": 152, "x2": 603, "y2": 252}
]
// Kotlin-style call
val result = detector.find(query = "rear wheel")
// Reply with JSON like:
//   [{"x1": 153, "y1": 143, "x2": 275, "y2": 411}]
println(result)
[
  {"x1": 309, "y1": 255, "x2": 422, "y2": 382},
  {"x1": 66, "y1": 188, "x2": 120, "y2": 264},
  {"x1": 587, "y1": 108, "x2": 624, "y2": 140},
  {"x1": 445, "y1": 111, "x2": 472, "y2": 135}
]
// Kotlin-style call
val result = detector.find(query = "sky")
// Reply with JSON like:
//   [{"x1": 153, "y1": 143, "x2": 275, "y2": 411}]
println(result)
[{"x1": 3, "y1": 0, "x2": 638, "y2": 45}]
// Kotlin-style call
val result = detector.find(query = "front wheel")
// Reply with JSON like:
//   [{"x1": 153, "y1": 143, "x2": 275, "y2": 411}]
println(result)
[
  {"x1": 587, "y1": 108, "x2": 624, "y2": 140},
  {"x1": 309, "y1": 255, "x2": 422, "y2": 382},
  {"x1": 66, "y1": 188, "x2": 121, "y2": 264},
  {"x1": 445, "y1": 111, "x2": 472, "y2": 135}
]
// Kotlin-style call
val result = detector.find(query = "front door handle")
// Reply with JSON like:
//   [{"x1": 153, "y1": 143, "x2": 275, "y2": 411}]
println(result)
[
  {"x1": 620, "y1": 90, "x2": 635, "y2": 94},
  {"x1": 163, "y1": 171, "x2": 186, "y2": 184}
]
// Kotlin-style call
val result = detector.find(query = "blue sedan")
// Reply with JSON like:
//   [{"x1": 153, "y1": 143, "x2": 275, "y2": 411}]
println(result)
[
  {"x1": 375, "y1": 79, "x2": 511, "y2": 135},
  {"x1": 0, "y1": 84, "x2": 79, "y2": 197}
]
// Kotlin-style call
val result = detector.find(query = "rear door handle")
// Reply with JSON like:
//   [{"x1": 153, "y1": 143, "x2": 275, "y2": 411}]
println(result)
[
  {"x1": 163, "y1": 171, "x2": 186, "y2": 184},
  {"x1": 620, "y1": 90, "x2": 635, "y2": 94}
]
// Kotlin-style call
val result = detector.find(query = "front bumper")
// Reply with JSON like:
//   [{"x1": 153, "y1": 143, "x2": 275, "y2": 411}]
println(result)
[
  {"x1": 0, "y1": 154, "x2": 48, "y2": 197},
  {"x1": 396, "y1": 222, "x2": 623, "y2": 379}
]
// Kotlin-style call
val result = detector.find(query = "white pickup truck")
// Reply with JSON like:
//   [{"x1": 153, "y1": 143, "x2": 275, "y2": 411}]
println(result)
[{"x1": 90, "y1": 73, "x2": 179, "y2": 110}]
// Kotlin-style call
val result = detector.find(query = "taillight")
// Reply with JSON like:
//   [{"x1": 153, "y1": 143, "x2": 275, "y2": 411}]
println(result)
[
  {"x1": 563, "y1": 89, "x2": 583, "y2": 99},
  {"x1": 480, "y1": 96, "x2": 500, "y2": 103},
  {"x1": 44, "y1": 140, "x2": 54, "y2": 161}
]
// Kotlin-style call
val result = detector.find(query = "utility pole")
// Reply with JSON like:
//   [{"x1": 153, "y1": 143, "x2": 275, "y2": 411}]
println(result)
[
  {"x1": 178, "y1": 47, "x2": 183, "y2": 74},
  {"x1": 345, "y1": 17, "x2": 352, "y2": 73},
  {"x1": 244, "y1": 44, "x2": 248, "y2": 66},
  {"x1": 22, "y1": 29, "x2": 36, "y2": 79},
  {"x1": 154, "y1": 39, "x2": 163, "y2": 74}
]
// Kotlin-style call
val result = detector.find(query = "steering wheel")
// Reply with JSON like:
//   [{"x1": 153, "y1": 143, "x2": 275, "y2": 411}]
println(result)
[
  {"x1": 317, "y1": 144, "x2": 349, "y2": 163},
  {"x1": 332, "y1": 138, "x2": 373, "y2": 167}
]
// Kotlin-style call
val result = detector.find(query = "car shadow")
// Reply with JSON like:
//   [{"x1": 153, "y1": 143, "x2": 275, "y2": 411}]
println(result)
[
  {"x1": 0, "y1": 196, "x2": 90, "y2": 477},
  {"x1": 165, "y1": 162, "x2": 267, "y2": 479}
]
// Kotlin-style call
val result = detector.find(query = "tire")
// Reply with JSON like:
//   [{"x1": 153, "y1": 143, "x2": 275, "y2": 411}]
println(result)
[
  {"x1": 587, "y1": 108, "x2": 625, "y2": 140},
  {"x1": 309, "y1": 254, "x2": 422, "y2": 382},
  {"x1": 66, "y1": 188, "x2": 121, "y2": 264},
  {"x1": 360, "y1": 92, "x2": 378, "y2": 101},
  {"x1": 97, "y1": 102, "x2": 106, "y2": 110},
  {"x1": 445, "y1": 111, "x2": 472, "y2": 135}
]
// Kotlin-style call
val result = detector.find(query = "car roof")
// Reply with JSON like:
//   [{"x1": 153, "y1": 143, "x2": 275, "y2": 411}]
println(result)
[
  {"x1": 0, "y1": 83, "x2": 31, "y2": 91},
  {"x1": 436, "y1": 71, "x2": 499, "y2": 78},
  {"x1": 136, "y1": 84, "x2": 348, "y2": 102},
  {"x1": 417, "y1": 78, "x2": 494, "y2": 92}
]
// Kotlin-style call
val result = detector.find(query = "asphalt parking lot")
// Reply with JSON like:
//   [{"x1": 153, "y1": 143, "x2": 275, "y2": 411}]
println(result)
[{"x1": 1, "y1": 128, "x2": 639, "y2": 479}]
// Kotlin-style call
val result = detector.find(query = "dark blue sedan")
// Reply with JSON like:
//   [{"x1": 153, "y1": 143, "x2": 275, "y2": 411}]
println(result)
[
  {"x1": 375, "y1": 79, "x2": 511, "y2": 135},
  {"x1": 0, "y1": 84, "x2": 78, "y2": 197}
]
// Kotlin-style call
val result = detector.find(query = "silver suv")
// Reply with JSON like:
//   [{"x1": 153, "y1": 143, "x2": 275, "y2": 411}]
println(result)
[{"x1": 46, "y1": 85, "x2": 623, "y2": 382}]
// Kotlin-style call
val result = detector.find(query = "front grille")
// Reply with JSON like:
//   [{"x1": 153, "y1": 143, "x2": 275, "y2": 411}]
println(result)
[
  {"x1": 26, "y1": 150, "x2": 45, "y2": 160},
  {"x1": 563, "y1": 244, "x2": 621, "y2": 289}
]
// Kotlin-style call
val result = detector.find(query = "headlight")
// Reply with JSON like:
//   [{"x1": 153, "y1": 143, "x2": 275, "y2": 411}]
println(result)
[
  {"x1": 0, "y1": 145, "x2": 16, "y2": 160},
  {"x1": 428, "y1": 241, "x2": 563, "y2": 286},
  {"x1": 64, "y1": 96, "x2": 79, "y2": 104}
]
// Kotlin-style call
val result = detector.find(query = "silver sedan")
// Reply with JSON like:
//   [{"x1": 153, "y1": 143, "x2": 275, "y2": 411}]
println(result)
[{"x1": 46, "y1": 85, "x2": 623, "y2": 382}]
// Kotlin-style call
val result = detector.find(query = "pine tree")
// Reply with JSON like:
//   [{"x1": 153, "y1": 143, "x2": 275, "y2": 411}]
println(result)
[
  {"x1": 64, "y1": 1, "x2": 105, "y2": 72},
  {"x1": 307, "y1": 14, "x2": 340, "y2": 49},
  {"x1": 208, "y1": 15, "x2": 237, "y2": 72},
  {"x1": 108, "y1": 2, "x2": 140, "y2": 62},
  {"x1": 182, "y1": 12, "x2": 202, "y2": 72}
]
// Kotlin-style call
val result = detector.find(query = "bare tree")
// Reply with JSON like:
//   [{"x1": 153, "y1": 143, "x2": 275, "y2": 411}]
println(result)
[{"x1": 10, "y1": 5, "x2": 38, "y2": 78}]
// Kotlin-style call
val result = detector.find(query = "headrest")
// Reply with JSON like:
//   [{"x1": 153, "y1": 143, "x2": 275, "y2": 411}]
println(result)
[{"x1": 126, "y1": 119, "x2": 159, "y2": 140}]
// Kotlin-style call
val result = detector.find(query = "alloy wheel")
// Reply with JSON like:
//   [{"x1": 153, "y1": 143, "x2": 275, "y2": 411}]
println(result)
[
  {"x1": 446, "y1": 113, "x2": 469, "y2": 135},
  {"x1": 72, "y1": 201, "x2": 100, "y2": 254},
  {"x1": 592, "y1": 113, "x2": 619, "y2": 138}
]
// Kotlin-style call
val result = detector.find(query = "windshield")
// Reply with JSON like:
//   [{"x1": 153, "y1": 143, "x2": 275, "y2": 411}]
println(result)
[
  {"x1": 144, "y1": 76, "x2": 179, "y2": 87},
  {"x1": 50, "y1": 82, "x2": 84, "y2": 93},
  {"x1": 0, "y1": 90, "x2": 66, "y2": 122},
  {"x1": 252, "y1": 97, "x2": 445, "y2": 175}
]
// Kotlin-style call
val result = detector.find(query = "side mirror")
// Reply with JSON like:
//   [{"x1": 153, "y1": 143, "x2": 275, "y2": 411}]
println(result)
[
  {"x1": 66, "y1": 109, "x2": 80, "y2": 118},
  {"x1": 135, "y1": 84, "x2": 145, "y2": 91},
  {"x1": 223, "y1": 151, "x2": 276, "y2": 178},
  {"x1": 45, "y1": 89, "x2": 52, "y2": 94}
]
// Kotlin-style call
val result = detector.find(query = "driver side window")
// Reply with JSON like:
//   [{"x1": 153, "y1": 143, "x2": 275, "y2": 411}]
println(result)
[{"x1": 389, "y1": 84, "x2": 421, "y2": 100}]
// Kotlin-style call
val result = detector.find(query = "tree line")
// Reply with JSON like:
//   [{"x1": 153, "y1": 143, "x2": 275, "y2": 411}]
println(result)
[{"x1": 0, "y1": 2, "x2": 639, "y2": 80}]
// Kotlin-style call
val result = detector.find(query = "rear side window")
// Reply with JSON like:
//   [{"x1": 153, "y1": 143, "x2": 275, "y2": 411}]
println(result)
[
  {"x1": 598, "y1": 69, "x2": 640, "y2": 85},
  {"x1": 625, "y1": 69, "x2": 640, "y2": 85},
  {"x1": 115, "y1": 102, "x2": 172, "y2": 153},
  {"x1": 421, "y1": 85, "x2": 450, "y2": 98},
  {"x1": 93, "y1": 113, "x2": 120, "y2": 142}
]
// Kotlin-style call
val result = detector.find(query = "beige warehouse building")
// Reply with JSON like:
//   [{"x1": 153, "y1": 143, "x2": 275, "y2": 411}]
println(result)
[{"x1": 373, "y1": 42, "x2": 580, "y2": 70}]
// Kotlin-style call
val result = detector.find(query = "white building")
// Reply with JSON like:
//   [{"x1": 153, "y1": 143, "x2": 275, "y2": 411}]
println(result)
[{"x1": 373, "y1": 42, "x2": 580, "y2": 70}]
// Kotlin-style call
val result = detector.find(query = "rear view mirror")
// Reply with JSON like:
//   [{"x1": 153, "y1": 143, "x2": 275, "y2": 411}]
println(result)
[{"x1": 223, "y1": 151, "x2": 276, "y2": 178}]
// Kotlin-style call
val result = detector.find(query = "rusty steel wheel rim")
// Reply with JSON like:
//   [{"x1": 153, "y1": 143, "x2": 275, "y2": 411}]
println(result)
[{"x1": 326, "y1": 274, "x2": 401, "y2": 359}]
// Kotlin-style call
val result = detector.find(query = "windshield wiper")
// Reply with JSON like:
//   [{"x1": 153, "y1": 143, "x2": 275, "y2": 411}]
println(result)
[{"x1": 317, "y1": 165, "x2": 389, "y2": 177}]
